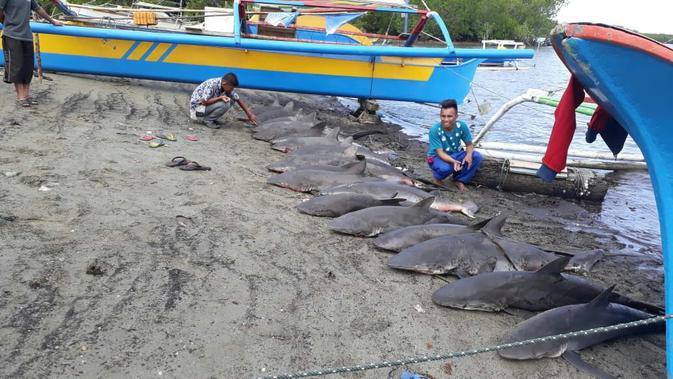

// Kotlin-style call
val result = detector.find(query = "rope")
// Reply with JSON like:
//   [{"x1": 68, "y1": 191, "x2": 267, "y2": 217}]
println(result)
[
  {"x1": 496, "y1": 158, "x2": 510, "y2": 190},
  {"x1": 257, "y1": 314, "x2": 671, "y2": 379}
]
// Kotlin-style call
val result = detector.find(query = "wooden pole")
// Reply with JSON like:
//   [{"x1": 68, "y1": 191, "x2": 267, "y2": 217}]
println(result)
[{"x1": 34, "y1": 33, "x2": 43, "y2": 83}]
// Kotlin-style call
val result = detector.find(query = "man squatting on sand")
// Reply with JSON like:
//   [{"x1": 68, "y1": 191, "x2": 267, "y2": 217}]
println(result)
[
  {"x1": 427, "y1": 99, "x2": 483, "y2": 191},
  {"x1": 0, "y1": 0, "x2": 62, "y2": 107},
  {"x1": 189, "y1": 72, "x2": 257, "y2": 128}
]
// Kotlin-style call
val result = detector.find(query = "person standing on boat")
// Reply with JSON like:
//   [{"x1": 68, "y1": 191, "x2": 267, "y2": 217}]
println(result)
[
  {"x1": 189, "y1": 72, "x2": 257, "y2": 128},
  {"x1": 426, "y1": 99, "x2": 483, "y2": 191},
  {"x1": 0, "y1": 0, "x2": 62, "y2": 107}
]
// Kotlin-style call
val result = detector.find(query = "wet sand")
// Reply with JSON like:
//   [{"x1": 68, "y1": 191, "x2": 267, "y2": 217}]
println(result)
[{"x1": 0, "y1": 73, "x2": 665, "y2": 378}]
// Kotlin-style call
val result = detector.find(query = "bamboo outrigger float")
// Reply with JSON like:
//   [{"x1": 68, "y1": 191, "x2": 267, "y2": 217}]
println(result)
[{"x1": 1, "y1": 0, "x2": 534, "y2": 103}]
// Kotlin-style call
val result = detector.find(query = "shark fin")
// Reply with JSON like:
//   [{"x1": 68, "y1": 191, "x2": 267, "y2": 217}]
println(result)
[
  {"x1": 343, "y1": 159, "x2": 367, "y2": 174},
  {"x1": 481, "y1": 212, "x2": 510, "y2": 237},
  {"x1": 379, "y1": 198, "x2": 407, "y2": 206},
  {"x1": 469, "y1": 217, "x2": 493, "y2": 230},
  {"x1": 310, "y1": 121, "x2": 328, "y2": 131},
  {"x1": 562, "y1": 351, "x2": 618, "y2": 379},
  {"x1": 588, "y1": 285, "x2": 616, "y2": 308},
  {"x1": 413, "y1": 197, "x2": 435, "y2": 210},
  {"x1": 537, "y1": 256, "x2": 571, "y2": 275},
  {"x1": 283, "y1": 101, "x2": 294, "y2": 112}
]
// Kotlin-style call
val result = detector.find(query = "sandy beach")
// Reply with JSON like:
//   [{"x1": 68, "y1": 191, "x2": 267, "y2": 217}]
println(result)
[{"x1": 0, "y1": 73, "x2": 665, "y2": 378}]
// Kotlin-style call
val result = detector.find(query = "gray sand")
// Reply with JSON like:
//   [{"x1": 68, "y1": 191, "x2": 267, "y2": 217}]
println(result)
[{"x1": 0, "y1": 74, "x2": 664, "y2": 378}]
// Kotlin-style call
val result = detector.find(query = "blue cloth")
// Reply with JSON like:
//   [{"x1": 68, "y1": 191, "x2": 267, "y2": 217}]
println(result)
[
  {"x1": 427, "y1": 121, "x2": 473, "y2": 157},
  {"x1": 428, "y1": 150, "x2": 483, "y2": 183},
  {"x1": 536, "y1": 163, "x2": 557, "y2": 182},
  {"x1": 325, "y1": 12, "x2": 365, "y2": 34}
]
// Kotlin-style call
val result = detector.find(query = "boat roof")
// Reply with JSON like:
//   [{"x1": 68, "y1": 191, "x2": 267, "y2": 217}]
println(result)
[{"x1": 240, "y1": 0, "x2": 419, "y2": 13}]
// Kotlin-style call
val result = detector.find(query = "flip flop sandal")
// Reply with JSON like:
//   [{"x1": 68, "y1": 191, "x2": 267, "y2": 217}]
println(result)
[
  {"x1": 179, "y1": 161, "x2": 211, "y2": 171},
  {"x1": 166, "y1": 156, "x2": 189, "y2": 167},
  {"x1": 148, "y1": 139, "x2": 165, "y2": 148},
  {"x1": 185, "y1": 135, "x2": 199, "y2": 142},
  {"x1": 17, "y1": 99, "x2": 30, "y2": 108},
  {"x1": 156, "y1": 132, "x2": 177, "y2": 141},
  {"x1": 139, "y1": 135, "x2": 156, "y2": 141},
  {"x1": 26, "y1": 97, "x2": 38, "y2": 105}
]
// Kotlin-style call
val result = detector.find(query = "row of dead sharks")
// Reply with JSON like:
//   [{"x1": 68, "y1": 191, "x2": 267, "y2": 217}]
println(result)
[{"x1": 250, "y1": 101, "x2": 664, "y2": 378}]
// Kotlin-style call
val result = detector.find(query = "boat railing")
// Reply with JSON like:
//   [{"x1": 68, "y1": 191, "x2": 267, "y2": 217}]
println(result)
[{"x1": 473, "y1": 89, "x2": 646, "y2": 171}]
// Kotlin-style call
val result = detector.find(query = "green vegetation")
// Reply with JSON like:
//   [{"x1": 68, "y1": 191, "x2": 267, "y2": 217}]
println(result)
[
  {"x1": 46, "y1": 0, "x2": 567, "y2": 44},
  {"x1": 645, "y1": 33, "x2": 673, "y2": 43},
  {"x1": 355, "y1": 0, "x2": 567, "y2": 43}
]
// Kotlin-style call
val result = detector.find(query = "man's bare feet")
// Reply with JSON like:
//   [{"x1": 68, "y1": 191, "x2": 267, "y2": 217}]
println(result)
[
  {"x1": 432, "y1": 178, "x2": 445, "y2": 187},
  {"x1": 455, "y1": 181, "x2": 468, "y2": 192}
]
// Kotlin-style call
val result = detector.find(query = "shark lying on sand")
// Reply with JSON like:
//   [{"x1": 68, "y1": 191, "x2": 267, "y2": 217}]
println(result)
[
  {"x1": 267, "y1": 160, "x2": 381, "y2": 193},
  {"x1": 432, "y1": 256, "x2": 664, "y2": 314},
  {"x1": 498, "y1": 287, "x2": 664, "y2": 378},
  {"x1": 373, "y1": 217, "x2": 493, "y2": 252},
  {"x1": 296, "y1": 193, "x2": 406, "y2": 217},
  {"x1": 327, "y1": 197, "x2": 443, "y2": 237}
]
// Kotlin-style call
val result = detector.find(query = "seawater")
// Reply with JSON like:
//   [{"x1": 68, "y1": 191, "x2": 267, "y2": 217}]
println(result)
[{"x1": 340, "y1": 46, "x2": 661, "y2": 256}]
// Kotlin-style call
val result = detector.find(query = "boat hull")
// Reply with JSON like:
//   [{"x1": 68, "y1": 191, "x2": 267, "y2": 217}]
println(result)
[
  {"x1": 0, "y1": 23, "x2": 482, "y2": 103},
  {"x1": 551, "y1": 23, "x2": 673, "y2": 374}
]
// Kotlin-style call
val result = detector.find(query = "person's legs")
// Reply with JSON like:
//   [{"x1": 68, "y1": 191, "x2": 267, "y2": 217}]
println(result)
[
  {"x1": 20, "y1": 40, "x2": 34, "y2": 102},
  {"x1": 454, "y1": 150, "x2": 483, "y2": 185},
  {"x1": 203, "y1": 101, "x2": 232, "y2": 122},
  {"x1": 429, "y1": 157, "x2": 454, "y2": 185}
]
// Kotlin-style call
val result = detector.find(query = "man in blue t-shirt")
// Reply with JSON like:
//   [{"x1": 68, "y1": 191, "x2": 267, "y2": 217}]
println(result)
[{"x1": 426, "y1": 99, "x2": 483, "y2": 191}]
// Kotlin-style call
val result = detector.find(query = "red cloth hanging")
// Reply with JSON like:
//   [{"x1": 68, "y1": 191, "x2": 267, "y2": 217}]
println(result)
[{"x1": 539, "y1": 76, "x2": 586, "y2": 175}]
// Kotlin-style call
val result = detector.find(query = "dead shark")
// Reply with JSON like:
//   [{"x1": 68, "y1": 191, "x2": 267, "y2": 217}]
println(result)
[
  {"x1": 373, "y1": 217, "x2": 495, "y2": 252},
  {"x1": 432, "y1": 257, "x2": 664, "y2": 314},
  {"x1": 498, "y1": 287, "x2": 663, "y2": 377},
  {"x1": 296, "y1": 194, "x2": 406, "y2": 217},
  {"x1": 327, "y1": 197, "x2": 440, "y2": 237},
  {"x1": 267, "y1": 160, "x2": 381, "y2": 193}
]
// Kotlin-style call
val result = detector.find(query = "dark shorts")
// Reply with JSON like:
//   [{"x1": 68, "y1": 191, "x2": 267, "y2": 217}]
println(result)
[{"x1": 2, "y1": 35, "x2": 34, "y2": 85}]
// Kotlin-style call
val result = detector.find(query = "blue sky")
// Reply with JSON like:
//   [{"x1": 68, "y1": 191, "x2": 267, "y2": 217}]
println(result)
[{"x1": 556, "y1": 0, "x2": 673, "y2": 34}]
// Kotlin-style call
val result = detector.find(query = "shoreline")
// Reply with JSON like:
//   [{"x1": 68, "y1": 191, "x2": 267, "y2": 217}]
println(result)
[{"x1": 0, "y1": 73, "x2": 664, "y2": 378}]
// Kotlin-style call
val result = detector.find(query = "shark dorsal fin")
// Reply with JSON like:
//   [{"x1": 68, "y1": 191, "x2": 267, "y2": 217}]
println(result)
[
  {"x1": 271, "y1": 98, "x2": 280, "y2": 108},
  {"x1": 283, "y1": 101, "x2": 294, "y2": 112},
  {"x1": 380, "y1": 198, "x2": 407, "y2": 206},
  {"x1": 310, "y1": 121, "x2": 328, "y2": 131},
  {"x1": 537, "y1": 256, "x2": 571, "y2": 275},
  {"x1": 588, "y1": 285, "x2": 615, "y2": 308},
  {"x1": 344, "y1": 160, "x2": 366, "y2": 174},
  {"x1": 482, "y1": 212, "x2": 510, "y2": 236},
  {"x1": 469, "y1": 217, "x2": 493, "y2": 230},
  {"x1": 413, "y1": 197, "x2": 435, "y2": 210}
]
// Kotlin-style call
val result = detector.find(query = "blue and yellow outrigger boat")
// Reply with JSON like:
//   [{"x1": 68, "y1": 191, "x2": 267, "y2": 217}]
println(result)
[{"x1": 1, "y1": 0, "x2": 533, "y2": 103}]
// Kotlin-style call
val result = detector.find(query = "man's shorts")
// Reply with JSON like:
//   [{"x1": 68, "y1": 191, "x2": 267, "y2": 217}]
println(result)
[{"x1": 2, "y1": 35, "x2": 34, "y2": 85}]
